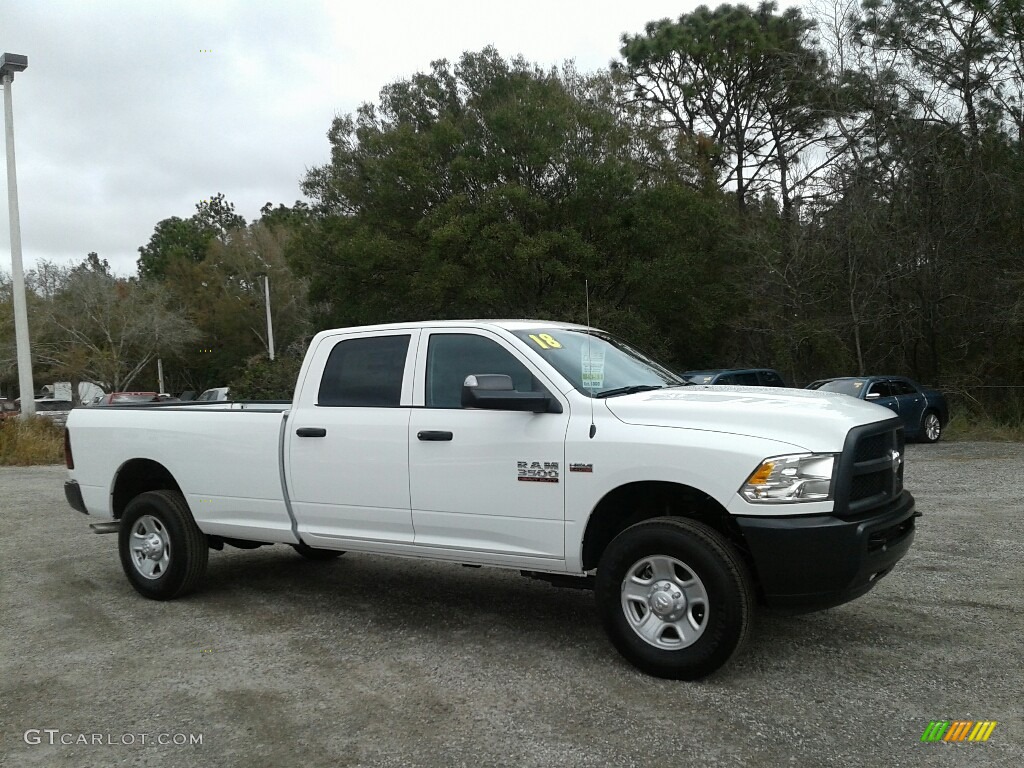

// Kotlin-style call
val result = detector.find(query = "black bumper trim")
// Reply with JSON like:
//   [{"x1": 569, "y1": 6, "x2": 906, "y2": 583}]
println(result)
[
  {"x1": 64, "y1": 480, "x2": 88, "y2": 515},
  {"x1": 736, "y1": 490, "x2": 916, "y2": 610}
]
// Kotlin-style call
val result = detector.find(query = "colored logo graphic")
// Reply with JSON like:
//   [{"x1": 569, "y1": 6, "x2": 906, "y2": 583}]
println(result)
[{"x1": 921, "y1": 721, "x2": 997, "y2": 742}]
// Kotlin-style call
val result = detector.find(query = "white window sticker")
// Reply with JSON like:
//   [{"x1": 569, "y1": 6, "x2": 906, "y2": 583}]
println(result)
[{"x1": 581, "y1": 346, "x2": 605, "y2": 390}]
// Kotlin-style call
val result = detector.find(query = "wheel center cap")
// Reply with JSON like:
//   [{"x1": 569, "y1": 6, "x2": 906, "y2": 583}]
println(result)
[
  {"x1": 143, "y1": 533, "x2": 163, "y2": 558},
  {"x1": 648, "y1": 581, "x2": 685, "y2": 618}
]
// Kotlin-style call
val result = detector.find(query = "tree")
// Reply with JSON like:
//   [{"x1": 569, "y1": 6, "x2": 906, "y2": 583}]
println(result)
[
  {"x1": 32, "y1": 257, "x2": 199, "y2": 394},
  {"x1": 229, "y1": 352, "x2": 304, "y2": 400},
  {"x1": 193, "y1": 193, "x2": 246, "y2": 240},
  {"x1": 858, "y1": 0, "x2": 1009, "y2": 141},
  {"x1": 154, "y1": 211, "x2": 311, "y2": 394},
  {"x1": 294, "y1": 48, "x2": 738, "y2": 364},
  {"x1": 137, "y1": 194, "x2": 245, "y2": 280},
  {"x1": 791, "y1": 0, "x2": 1024, "y2": 390},
  {"x1": 617, "y1": 2, "x2": 834, "y2": 212}
]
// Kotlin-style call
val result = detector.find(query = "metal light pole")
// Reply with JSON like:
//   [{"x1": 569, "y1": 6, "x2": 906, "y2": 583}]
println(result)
[
  {"x1": 263, "y1": 275, "x2": 275, "y2": 361},
  {"x1": 1, "y1": 53, "x2": 34, "y2": 416}
]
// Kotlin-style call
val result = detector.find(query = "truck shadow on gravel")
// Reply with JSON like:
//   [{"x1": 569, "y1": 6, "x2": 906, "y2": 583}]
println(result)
[
  {"x1": 189, "y1": 546, "x2": 928, "y2": 684},
  {"x1": 201, "y1": 548, "x2": 596, "y2": 628}
]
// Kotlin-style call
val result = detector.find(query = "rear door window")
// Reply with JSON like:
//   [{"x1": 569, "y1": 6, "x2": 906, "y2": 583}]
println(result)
[
  {"x1": 318, "y1": 335, "x2": 411, "y2": 407},
  {"x1": 889, "y1": 380, "x2": 917, "y2": 396}
]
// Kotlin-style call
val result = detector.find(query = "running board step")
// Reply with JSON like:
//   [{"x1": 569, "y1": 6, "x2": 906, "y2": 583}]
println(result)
[{"x1": 89, "y1": 522, "x2": 120, "y2": 535}]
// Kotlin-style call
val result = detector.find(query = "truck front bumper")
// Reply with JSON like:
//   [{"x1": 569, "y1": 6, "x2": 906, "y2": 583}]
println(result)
[{"x1": 735, "y1": 490, "x2": 917, "y2": 610}]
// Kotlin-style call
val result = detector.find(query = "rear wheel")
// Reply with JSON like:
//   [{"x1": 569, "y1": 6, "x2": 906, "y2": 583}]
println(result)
[
  {"x1": 595, "y1": 517, "x2": 753, "y2": 680},
  {"x1": 921, "y1": 411, "x2": 942, "y2": 443},
  {"x1": 292, "y1": 542, "x2": 345, "y2": 561},
  {"x1": 118, "y1": 490, "x2": 208, "y2": 600}
]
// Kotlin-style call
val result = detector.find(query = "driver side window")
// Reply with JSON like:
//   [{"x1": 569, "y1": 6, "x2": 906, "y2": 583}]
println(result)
[
  {"x1": 425, "y1": 334, "x2": 539, "y2": 408},
  {"x1": 867, "y1": 381, "x2": 892, "y2": 398}
]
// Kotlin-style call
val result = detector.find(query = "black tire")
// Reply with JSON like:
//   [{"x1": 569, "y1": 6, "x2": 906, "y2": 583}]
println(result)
[
  {"x1": 595, "y1": 517, "x2": 753, "y2": 680},
  {"x1": 292, "y1": 542, "x2": 345, "y2": 561},
  {"x1": 118, "y1": 490, "x2": 209, "y2": 600},
  {"x1": 920, "y1": 410, "x2": 942, "y2": 443}
]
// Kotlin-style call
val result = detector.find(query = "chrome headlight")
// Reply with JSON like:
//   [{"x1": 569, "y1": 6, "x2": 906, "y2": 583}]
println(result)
[{"x1": 740, "y1": 453, "x2": 836, "y2": 503}]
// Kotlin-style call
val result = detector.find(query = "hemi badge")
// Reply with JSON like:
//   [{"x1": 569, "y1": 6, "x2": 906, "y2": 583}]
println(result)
[{"x1": 569, "y1": 463, "x2": 593, "y2": 473}]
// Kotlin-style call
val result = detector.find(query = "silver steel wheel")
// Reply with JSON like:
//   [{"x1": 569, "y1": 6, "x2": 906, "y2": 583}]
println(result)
[
  {"x1": 620, "y1": 555, "x2": 709, "y2": 650},
  {"x1": 924, "y1": 412, "x2": 941, "y2": 441},
  {"x1": 128, "y1": 514, "x2": 172, "y2": 580}
]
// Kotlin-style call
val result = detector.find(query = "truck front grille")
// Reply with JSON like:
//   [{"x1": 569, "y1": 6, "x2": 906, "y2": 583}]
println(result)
[{"x1": 836, "y1": 419, "x2": 905, "y2": 517}]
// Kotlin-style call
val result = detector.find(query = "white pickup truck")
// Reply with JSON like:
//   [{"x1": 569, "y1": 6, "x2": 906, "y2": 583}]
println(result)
[{"x1": 64, "y1": 320, "x2": 917, "y2": 679}]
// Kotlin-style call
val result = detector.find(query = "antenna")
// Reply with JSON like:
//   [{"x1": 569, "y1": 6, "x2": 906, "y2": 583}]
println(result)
[{"x1": 586, "y1": 280, "x2": 596, "y2": 439}]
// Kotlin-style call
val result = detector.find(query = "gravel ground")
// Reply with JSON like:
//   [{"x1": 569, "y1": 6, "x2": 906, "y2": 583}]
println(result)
[{"x1": 1, "y1": 442, "x2": 1021, "y2": 767}]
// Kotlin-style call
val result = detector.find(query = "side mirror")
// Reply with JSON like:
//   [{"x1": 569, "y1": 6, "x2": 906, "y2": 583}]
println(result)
[
  {"x1": 461, "y1": 374, "x2": 561, "y2": 414},
  {"x1": 866, "y1": 392, "x2": 880, "y2": 400}
]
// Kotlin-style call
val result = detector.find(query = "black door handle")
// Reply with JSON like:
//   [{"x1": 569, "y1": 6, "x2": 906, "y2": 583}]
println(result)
[
  {"x1": 296, "y1": 427, "x2": 327, "y2": 438},
  {"x1": 417, "y1": 430, "x2": 453, "y2": 441}
]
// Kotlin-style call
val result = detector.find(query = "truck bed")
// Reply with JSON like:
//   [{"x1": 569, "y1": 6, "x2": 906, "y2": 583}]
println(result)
[{"x1": 67, "y1": 405, "x2": 296, "y2": 544}]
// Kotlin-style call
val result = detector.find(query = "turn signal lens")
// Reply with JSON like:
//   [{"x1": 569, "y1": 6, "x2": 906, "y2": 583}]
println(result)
[{"x1": 747, "y1": 462, "x2": 775, "y2": 486}]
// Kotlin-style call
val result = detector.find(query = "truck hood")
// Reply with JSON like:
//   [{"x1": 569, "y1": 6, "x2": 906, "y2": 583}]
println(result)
[{"x1": 603, "y1": 386, "x2": 894, "y2": 452}]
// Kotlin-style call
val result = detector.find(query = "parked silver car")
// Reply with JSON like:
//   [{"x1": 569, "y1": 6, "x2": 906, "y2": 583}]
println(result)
[{"x1": 195, "y1": 387, "x2": 230, "y2": 402}]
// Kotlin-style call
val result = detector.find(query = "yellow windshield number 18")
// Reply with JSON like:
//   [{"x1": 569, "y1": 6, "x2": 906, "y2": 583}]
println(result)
[{"x1": 529, "y1": 333, "x2": 562, "y2": 350}]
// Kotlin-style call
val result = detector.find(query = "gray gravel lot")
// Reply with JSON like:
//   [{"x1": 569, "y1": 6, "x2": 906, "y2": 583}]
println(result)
[{"x1": 1, "y1": 442, "x2": 1022, "y2": 767}]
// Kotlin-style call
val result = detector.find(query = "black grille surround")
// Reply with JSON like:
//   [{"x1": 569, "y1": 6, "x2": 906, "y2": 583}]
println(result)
[{"x1": 834, "y1": 417, "x2": 907, "y2": 519}]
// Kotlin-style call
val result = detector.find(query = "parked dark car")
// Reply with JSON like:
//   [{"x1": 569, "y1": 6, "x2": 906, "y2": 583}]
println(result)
[
  {"x1": 681, "y1": 368, "x2": 788, "y2": 387},
  {"x1": 806, "y1": 376, "x2": 949, "y2": 442}
]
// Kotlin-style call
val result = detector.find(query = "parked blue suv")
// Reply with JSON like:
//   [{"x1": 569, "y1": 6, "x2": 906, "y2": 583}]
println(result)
[{"x1": 806, "y1": 376, "x2": 949, "y2": 443}]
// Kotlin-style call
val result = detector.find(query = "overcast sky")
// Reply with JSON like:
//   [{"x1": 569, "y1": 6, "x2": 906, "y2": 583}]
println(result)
[{"x1": 2, "y1": 0, "x2": 796, "y2": 276}]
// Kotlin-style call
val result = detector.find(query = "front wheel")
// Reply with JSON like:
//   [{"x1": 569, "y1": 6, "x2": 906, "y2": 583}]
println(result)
[
  {"x1": 118, "y1": 490, "x2": 209, "y2": 600},
  {"x1": 921, "y1": 410, "x2": 942, "y2": 443},
  {"x1": 595, "y1": 517, "x2": 753, "y2": 680}
]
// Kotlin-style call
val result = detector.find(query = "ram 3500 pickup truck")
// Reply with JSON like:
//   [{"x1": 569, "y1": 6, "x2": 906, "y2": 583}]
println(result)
[{"x1": 64, "y1": 320, "x2": 918, "y2": 679}]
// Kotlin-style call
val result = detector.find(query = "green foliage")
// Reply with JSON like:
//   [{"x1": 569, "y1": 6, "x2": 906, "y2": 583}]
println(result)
[
  {"x1": 155, "y1": 216, "x2": 311, "y2": 395},
  {"x1": 617, "y1": 1, "x2": 831, "y2": 209},
  {"x1": 137, "y1": 216, "x2": 213, "y2": 281},
  {"x1": 0, "y1": 417, "x2": 64, "y2": 466},
  {"x1": 229, "y1": 353, "x2": 303, "y2": 401},
  {"x1": 945, "y1": 396, "x2": 1024, "y2": 442},
  {"x1": 292, "y1": 48, "x2": 739, "y2": 367},
  {"x1": 858, "y1": 0, "x2": 1007, "y2": 138},
  {"x1": 194, "y1": 192, "x2": 246, "y2": 236},
  {"x1": 137, "y1": 194, "x2": 246, "y2": 280}
]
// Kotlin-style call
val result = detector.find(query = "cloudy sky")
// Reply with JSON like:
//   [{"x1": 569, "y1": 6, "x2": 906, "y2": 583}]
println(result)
[{"x1": 2, "y1": 0, "x2": 794, "y2": 276}]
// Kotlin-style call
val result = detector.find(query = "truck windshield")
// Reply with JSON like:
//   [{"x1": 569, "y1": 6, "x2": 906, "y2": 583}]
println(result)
[{"x1": 512, "y1": 328, "x2": 684, "y2": 398}]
